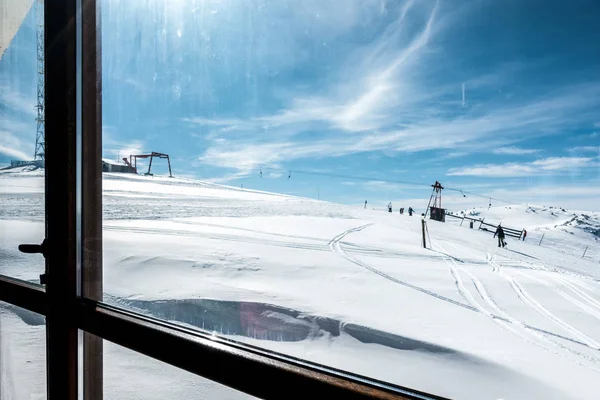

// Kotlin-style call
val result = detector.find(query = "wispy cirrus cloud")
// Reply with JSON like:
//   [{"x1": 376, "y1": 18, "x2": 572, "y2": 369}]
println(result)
[
  {"x1": 183, "y1": 0, "x2": 600, "y2": 186},
  {"x1": 103, "y1": 140, "x2": 145, "y2": 160},
  {"x1": 447, "y1": 156, "x2": 596, "y2": 177},
  {"x1": 196, "y1": 80, "x2": 600, "y2": 179},
  {"x1": 493, "y1": 147, "x2": 540, "y2": 155},
  {"x1": 183, "y1": 117, "x2": 242, "y2": 127},
  {"x1": 0, "y1": 84, "x2": 37, "y2": 161},
  {"x1": 0, "y1": 85, "x2": 36, "y2": 117},
  {"x1": 568, "y1": 146, "x2": 599, "y2": 153},
  {"x1": 0, "y1": 129, "x2": 31, "y2": 160},
  {"x1": 102, "y1": 126, "x2": 145, "y2": 160}
]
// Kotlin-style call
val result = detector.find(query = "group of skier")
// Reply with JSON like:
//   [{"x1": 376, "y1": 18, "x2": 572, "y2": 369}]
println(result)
[
  {"x1": 364, "y1": 200, "x2": 413, "y2": 216},
  {"x1": 365, "y1": 200, "x2": 528, "y2": 249},
  {"x1": 386, "y1": 202, "x2": 413, "y2": 216}
]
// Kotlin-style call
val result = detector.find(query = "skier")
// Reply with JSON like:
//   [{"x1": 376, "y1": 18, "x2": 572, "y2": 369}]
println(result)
[
  {"x1": 400, "y1": 207, "x2": 404, "y2": 215},
  {"x1": 494, "y1": 224, "x2": 506, "y2": 248},
  {"x1": 364, "y1": 200, "x2": 367, "y2": 209},
  {"x1": 408, "y1": 207, "x2": 413, "y2": 216},
  {"x1": 387, "y1": 202, "x2": 392, "y2": 213},
  {"x1": 522, "y1": 229, "x2": 527, "y2": 241}
]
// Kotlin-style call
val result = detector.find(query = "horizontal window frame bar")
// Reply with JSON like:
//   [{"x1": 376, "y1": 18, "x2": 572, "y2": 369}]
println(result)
[
  {"x1": 77, "y1": 299, "x2": 445, "y2": 400},
  {"x1": 0, "y1": 274, "x2": 47, "y2": 315},
  {"x1": 0, "y1": 278, "x2": 446, "y2": 399}
]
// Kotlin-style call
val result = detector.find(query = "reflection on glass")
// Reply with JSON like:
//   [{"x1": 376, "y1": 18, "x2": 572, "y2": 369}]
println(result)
[
  {"x1": 0, "y1": 1, "x2": 46, "y2": 281},
  {"x1": 101, "y1": 335, "x2": 252, "y2": 399},
  {"x1": 0, "y1": 301, "x2": 46, "y2": 399},
  {"x1": 99, "y1": 1, "x2": 600, "y2": 399}
]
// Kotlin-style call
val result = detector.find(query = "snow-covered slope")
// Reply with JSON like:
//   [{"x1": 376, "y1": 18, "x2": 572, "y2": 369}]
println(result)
[
  {"x1": 458, "y1": 204, "x2": 600, "y2": 237},
  {"x1": 450, "y1": 204, "x2": 600, "y2": 262},
  {"x1": 1, "y1": 169, "x2": 600, "y2": 399}
]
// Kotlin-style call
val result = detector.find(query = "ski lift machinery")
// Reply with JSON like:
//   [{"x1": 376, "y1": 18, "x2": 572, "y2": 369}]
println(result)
[
  {"x1": 123, "y1": 152, "x2": 173, "y2": 177},
  {"x1": 425, "y1": 180, "x2": 446, "y2": 222}
]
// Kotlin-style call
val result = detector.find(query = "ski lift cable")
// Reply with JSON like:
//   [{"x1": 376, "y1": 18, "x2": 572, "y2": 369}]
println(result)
[
  {"x1": 257, "y1": 166, "x2": 523, "y2": 206},
  {"x1": 285, "y1": 169, "x2": 431, "y2": 188},
  {"x1": 445, "y1": 187, "x2": 519, "y2": 205}
]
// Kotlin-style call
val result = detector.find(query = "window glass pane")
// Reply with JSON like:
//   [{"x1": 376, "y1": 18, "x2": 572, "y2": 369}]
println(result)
[
  {"x1": 100, "y1": 335, "x2": 252, "y2": 399},
  {"x1": 99, "y1": 1, "x2": 600, "y2": 399},
  {"x1": 0, "y1": 301, "x2": 46, "y2": 399},
  {"x1": 0, "y1": 0, "x2": 46, "y2": 282}
]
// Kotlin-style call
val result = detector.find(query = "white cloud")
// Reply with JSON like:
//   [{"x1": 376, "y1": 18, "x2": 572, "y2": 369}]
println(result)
[
  {"x1": 189, "y1": 2, "x2": 600, "y2": 184},
  {"x1": 0, "y1": 85, "x2": 36, "y2": 117},
  {"x1": 0, "y1": 130, "x2": 32, "y2": 160},
  {"x1": 443, "y1": 152, "x2": 470, "y2": 159},
  {"x1": 447, "y1": 157, "x2": 595, "y2": 177},
  {"x1": 182, "y1": 117, "x2": 242, "y2": 127},
  {"x1": 448, "y1": 163, "x2": 534, "y2": 177},
  {"x1": 568, "y1": 146, "x2": 599, "y2": 153},
  {"x1": 197, "y1": 78, "x2": 600, "y2": 174},
  {"x1": 493, "y1": 147, "x2": 540, "y2": 155},
  {"x1": 252, "y1": 2, "x2": 438, "y2": 134},
  {"x1": 530, "y1": 157, "x2": 594, "y2": 171},
  {"x1": 102, "y1": 126, "x2": 146, "y2": 160},
  {"x1": 103, "y1": 139, "x2": 145, "y2": 161},
  {"x1": 0, "y1": 144, "x2": 30, "y2": 160}
]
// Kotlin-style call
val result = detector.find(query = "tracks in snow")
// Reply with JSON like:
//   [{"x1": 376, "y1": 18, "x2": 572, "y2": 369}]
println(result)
[
  {"x1": 433, "y1": 240, "x2": 600, "y2": 371},
  {"x1": 489, "y1": 253, "x2": 600, "y2": 350},
  {"x1": 105, "y1": 223, "x2": 443, "y2": 261},
  {"x1": 485, "y1": 251, "x2": 600, "y2": 368},
  {"x1": 328, "y1": 223, "x2": 478, "y2": 313},
  {"x1": 333, "y1": 228, "x2": 600, "y2": 371}
]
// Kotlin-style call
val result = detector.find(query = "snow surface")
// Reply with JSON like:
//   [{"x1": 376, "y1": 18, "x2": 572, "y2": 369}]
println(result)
[{"x1": 2, "y1": 168, "x2": 600, "y2": 399}]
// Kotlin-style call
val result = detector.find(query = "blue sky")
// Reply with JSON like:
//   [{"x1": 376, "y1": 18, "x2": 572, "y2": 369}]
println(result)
[{"x1": 1, "y1": 0, "x2": 600, "y2": 210}]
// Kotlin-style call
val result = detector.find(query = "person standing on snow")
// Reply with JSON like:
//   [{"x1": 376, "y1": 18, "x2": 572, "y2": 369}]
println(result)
[
  {"x1": 408, "y1": 207, "x2": 413, "y2": 216},
  {"x1": 522, "y1": 229, "x2": 527, "y2": 241},
  {"x1": 388, "y1": 202, "x2": 392, "y2": 213},
  {"x1": 494, "y1": 225, "x2": 506, "y2": 248},
  {"x1": 364, "y1": 200, "x2": 368, "y2": 209}
]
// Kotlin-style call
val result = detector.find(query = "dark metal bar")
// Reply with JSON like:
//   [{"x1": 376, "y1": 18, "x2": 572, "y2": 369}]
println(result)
[
  {"x1": 0, "y1": 275, "x2": 47, "y2": 316},
  {"x1": 77, "y1": 300, "x2": 445, "y2": 400},
  {"x1": 81, "y1": 0, "x2": 103, "y2": 399},
  {"x1": 44, "y1": 0, "x2": 79, "y2": 398}
]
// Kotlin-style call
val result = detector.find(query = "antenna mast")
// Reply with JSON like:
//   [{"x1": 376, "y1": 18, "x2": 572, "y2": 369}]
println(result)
[{"x1": 34, "y1": 0, "x2": 45, "y2": 161}]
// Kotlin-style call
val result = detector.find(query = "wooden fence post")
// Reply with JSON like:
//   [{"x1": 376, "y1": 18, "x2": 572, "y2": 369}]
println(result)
[
  {"x1": 422, "y1": 219, "x2": 427, "y2": 249},
  {"x1": 479, "y1": 218, "x2": 485, "y2": 229}
]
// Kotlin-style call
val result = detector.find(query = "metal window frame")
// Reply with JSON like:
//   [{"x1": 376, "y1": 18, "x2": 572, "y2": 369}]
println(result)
[{"x1": 0, "y1": 0, "x2": 448, "y2": 399}]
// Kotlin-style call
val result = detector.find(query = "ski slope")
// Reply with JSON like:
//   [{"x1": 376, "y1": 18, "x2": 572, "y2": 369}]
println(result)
[{"x1": 1, "y1": 167, "x2": 600, "y2": 399}]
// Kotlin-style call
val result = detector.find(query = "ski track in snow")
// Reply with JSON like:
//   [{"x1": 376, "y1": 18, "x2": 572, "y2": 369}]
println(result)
[
  {"x1": 512, "y1": 266, "x2": 600, "y2": 324},
  {"x1": 545, "y1": 273, "x2": 600, "y2": 314},
  {"x1": 486, "y1": 253, "x2": 600, "y2": 367},
  {"x1": 437, "y1": 240, "x2": 600, "y2": 371},
  {"x1": 492, "y1": 253, "x2": 600, "y2": 344},
  {"x1": 326, "y1": 220, "x2": 600, "y2": 373},
  {"x1": 105, "y1": 224, "x2": 329, "y2": 252},
  {"x1": 328, "y1": 224, "x2": 479, "y2": 313},
  {"x1": 432, "y1": 241, "x2": 555, "y2": 350}
]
